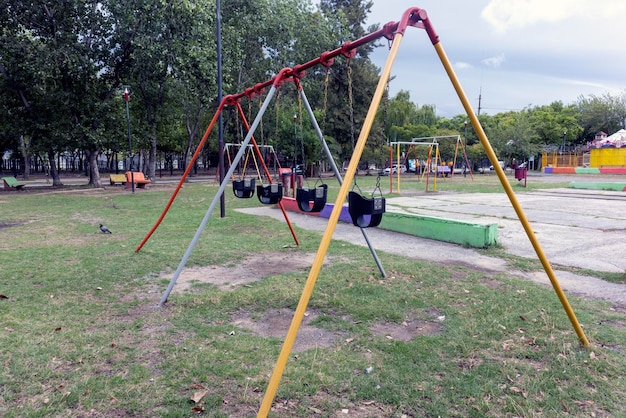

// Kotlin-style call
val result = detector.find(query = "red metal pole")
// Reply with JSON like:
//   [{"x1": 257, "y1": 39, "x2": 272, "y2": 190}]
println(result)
[
  {"x1": 135, "y1": 98, "x2": 228, "y2": 252},
  {"x1": 235, "y1": 103, "x2": 300, "y2": 247}
]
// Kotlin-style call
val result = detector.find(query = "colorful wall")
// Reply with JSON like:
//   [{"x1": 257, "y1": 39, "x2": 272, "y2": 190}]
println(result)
[
  {"x1": 543, "y1": 148, "x2": 626, "y2": 174},
  {"x1": 589, "y1": 148, "x2": 626, "y2": 168}
]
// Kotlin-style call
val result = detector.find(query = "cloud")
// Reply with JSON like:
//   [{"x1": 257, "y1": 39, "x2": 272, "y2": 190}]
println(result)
[
  {"x1": 481, "y1": 53, "x2": 506, "y2": 68},
  {"x1": 481, "y1": 0, "x2": 626, "y2": 32},
  {"x1": 454, "y1": 62, "x2": 473, "y2": 70}
]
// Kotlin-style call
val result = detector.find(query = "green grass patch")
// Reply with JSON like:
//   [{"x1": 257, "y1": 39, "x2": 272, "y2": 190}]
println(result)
[{"x1": 0, "y1": 183, "x2": 624, "y2": 417}]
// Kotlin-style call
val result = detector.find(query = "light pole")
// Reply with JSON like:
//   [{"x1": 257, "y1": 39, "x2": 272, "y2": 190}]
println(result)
[
  {"x1": 292, "y1": 113, "x2": 298, "y2": 197},
  {"x1": 124, "y1": 86, "x2": 135, "y2": 193},
  {"x1": 293, "y1": 113, "x2": 298, "y2": 169},
  {"x1": 217, "y1": 0, "x2": 225, "y2": 217}
]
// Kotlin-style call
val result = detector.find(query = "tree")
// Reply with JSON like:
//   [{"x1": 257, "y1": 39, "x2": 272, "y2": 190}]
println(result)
[
  {"x1": 115, "y1": 0, "x2": 214, "y2": 180},
  {"x1": 576, "y1": 92, "x2": 626, "y2": 140},
  {"x1": 485, "y1": 110, "x2": 541, "y2": 165},
  {"x1": 317, "y1": 0, "x2": 381, "y2": 163},
  {"x1": 529, "y1": 102, "x2": 583, "y2": 149},
  {"x1": 0, "y1": 0, "x2": 135, "y2": 186}
]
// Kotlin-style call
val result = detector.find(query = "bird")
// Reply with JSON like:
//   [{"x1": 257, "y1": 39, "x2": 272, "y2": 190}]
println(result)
[{"x1": 99, "y1": 224, "x2": 112, "y2": 234}]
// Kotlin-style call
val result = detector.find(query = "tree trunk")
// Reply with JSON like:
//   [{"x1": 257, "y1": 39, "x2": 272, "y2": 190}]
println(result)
[
  {"x1": 147, "y1": 129, "x2": 157, "y2": 180},
  {"x1": 85, "y1": 148, "x2": 101, "y2": 187},
  {"x1": 184, "y1": 105, "x2": 201, "y2": 175},
  {"x1": 47, "y1": 148, "x2": 63, "y2": 187},
  {"x1": 19, "y1": 135, "x2": 30, "y2": 180}
]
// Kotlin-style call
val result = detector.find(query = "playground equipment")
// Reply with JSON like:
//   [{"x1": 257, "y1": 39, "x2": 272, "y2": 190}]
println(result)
[
  {"x1": 134, "y1": 6, "x2": 589, "y2": 416},
  {"x1": 255, "y1": 8, "x2": 590, "y2": 416},
  {"x1": 388, "y1": 135, "x2": 473, "y2": 193},
  {"x1": 388, "y1": 139, "x2": 439, "y2": 191},
  {"x1": 451, "y1": 134, "x2": 473, "y2": 180},
  {"x1": 348, "y1": 177, "x2": 386, "y2": 228},
  {"x1": 296, "y1": 182, "x2": 327, "y2": 212},
  {"x1": 224, "y1": 143, "x2": 280, "y2": 180},
  {"x1": 232, "y1": 177, "x2": 255, "y2": 198},
  {"x1": 227, "y1": 143, "x2": 279, "y2": 198},
  {"x1": 292, "y1": 98, "x2": 329, "y2": 212}
]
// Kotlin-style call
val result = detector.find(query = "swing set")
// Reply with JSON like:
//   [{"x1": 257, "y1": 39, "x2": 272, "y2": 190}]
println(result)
[
  {"x1": 226, "y1": 143, "x2": 281, "y2": 200},
  {"x1": 388, "y1": 135, "x2": 473, "y2": 193},
  {"x1": 132, "y1": 6, "x2": 589, "y2": 416}
]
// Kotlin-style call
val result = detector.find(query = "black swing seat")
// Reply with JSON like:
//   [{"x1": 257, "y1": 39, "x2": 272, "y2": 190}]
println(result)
[
  {"x1": 348, "y1": 191, "x2": 386, "y2": 228},
  {"x1": 233, "y1": 178, "x2": 256, "y2": 198},
  {"x1": 296, "y1": 184, "x2": 328, "y2": 213},
  {"x1": 257, "y1": 183, "x2": 283, "y2": 204}
]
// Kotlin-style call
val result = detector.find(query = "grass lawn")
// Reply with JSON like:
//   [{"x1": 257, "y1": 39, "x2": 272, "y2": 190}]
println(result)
[{"x1": 0, "y1": 177, "x2": 624, "y2": 417}]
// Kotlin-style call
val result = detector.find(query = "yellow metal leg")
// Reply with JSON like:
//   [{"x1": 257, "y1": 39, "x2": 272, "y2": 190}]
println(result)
[
  {"x1": 433, "y1": 41, "x2": 590, "y2": 347},
  {"x1": 256, "y1": 32, "x2": 406, "y2": 417}
]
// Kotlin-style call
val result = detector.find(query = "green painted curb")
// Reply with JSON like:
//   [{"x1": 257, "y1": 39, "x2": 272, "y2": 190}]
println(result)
[
  {"x1": 574, "y1": 168, "x2": 601, "y2": 174},
  {"x1": 379, "y1": 212, "x2": 498, "y2": 248},
  {"x1": 569, "y1": 182, "x2": 626, "y2": 191}
]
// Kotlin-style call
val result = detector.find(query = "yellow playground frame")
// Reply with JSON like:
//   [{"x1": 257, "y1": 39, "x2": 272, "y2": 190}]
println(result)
[{"x1": 258, "y1": 6, "x2": 589, "y2": 417}]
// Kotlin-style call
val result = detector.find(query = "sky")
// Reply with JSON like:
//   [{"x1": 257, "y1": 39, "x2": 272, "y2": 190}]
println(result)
[{"x1": 361, "y1": 0, "x2": 626, "y2": 117}]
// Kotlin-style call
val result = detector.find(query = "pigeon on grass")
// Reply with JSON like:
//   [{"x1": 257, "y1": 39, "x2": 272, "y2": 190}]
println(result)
[{"x1": 99, "y1": 224, "x2": 112, "y2": 234}]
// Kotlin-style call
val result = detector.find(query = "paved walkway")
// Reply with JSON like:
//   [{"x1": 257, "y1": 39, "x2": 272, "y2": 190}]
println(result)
[{"x1": 238, "y1": 187, "x2": 626, "y2": 308}]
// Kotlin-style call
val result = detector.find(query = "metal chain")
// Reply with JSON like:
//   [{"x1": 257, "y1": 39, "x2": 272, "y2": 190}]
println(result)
[
  {"x1": 347, "y1": 60, "x2": 355, "y2": 152},
  {"x1": 372, "y1": 175, "x2": 384, "y2": 198},
  {"x1": 322, "y1": 67, "x2": 330, "y2": 131},
  {"x1": 298, "y1": 94, "x2": 305, "y2": 172}
]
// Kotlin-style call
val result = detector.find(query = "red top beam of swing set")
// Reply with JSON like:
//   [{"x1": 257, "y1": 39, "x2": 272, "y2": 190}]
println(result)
[{"x1": 222, "y1": 7, "x2": 437, "y2": 106}]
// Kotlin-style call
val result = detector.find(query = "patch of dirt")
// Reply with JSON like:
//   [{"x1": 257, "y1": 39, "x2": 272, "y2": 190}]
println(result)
[
  {"x1": 269, "y1": 395, "x2": 404, "y2": 417},
  {"x1": 163, "y1": 252, "x2": 323, "y2": 293},
  {"x1": 158, "y1": 251, "x2": 445, "y2": 351},
  {"x1": 370, "y1": 313, "x2": 444, "y2": 342},
  {"x1": 0, "y1": 221, "x2": 26, "y2": 229},
  {"x1": 231, "y1": 308, "x2": 344, "y2": 352},
  {"x1": 479, "y1": 277, "x2": 504, "y2": 289},
  {"x1": 229, "y1": 307, "x2": 444, "y2": 354}
]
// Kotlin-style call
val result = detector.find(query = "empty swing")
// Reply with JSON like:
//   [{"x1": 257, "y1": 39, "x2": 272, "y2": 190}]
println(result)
[
  {"x1": 233, "y1": 177, "x2": 256, "y2": 198},
  {"x1": 257, "y1": 182, "x2": 283, "y2": 204},
  {"x1": 345, "y1": 56, "x2": 384, "y2": 228},
  {"x1": 255, "y1": 95, "x2": 284, "y2": 205},
  {"x1": 232, "y1": 145, "x2": 259, "y2": 198},
  {"x1": 293, "y1": 93, "x2": 328, "y2": 212},
  {"x1": 348, "y1": 177, "x2": 386, "y2": 228},
  {"x1": 296, "y1": 182, "x2": 327, "y2": 212}
]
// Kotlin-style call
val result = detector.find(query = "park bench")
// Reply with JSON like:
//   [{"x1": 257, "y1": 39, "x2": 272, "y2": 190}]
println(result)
[
  {"x1": 125, "y1": 171, "x2": 151, "y2": 189},
  {"x1": 436, "y1": 166, "x2": 451, "y2": 177},
  {"x1": 2, "y1": 176, "x2": 25, "y2": 190},
  {"x1": 109, "y1": 174, "x2": 127, "y2": 186}
]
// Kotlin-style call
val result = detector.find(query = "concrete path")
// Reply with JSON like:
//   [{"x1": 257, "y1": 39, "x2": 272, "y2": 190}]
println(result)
[{"x1": 238, "y1": 187, "x2": 626, "y2": 308}]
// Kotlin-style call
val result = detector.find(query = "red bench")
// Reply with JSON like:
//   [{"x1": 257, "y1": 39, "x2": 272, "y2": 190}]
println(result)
[{"x1": 125, "y1": 171, "x2": 151, "y2": 189}]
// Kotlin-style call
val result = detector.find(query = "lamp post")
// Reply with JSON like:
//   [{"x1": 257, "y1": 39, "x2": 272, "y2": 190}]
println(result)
[
  {"x1": 292, "y1": 113, "x2": 297, "y2": 197},
  {"x1": 293, "y1": 113, "x2": 298, "y2": 168},
  {"x1": 124, "y1": 86, "x2": 135, "y2": 193},
  {"x1": 217, "y1": 0, "x2": 225, "y2": 217}
]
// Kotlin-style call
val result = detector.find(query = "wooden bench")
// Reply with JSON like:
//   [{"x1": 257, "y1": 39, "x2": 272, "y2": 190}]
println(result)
[
  {"x1": 109, "y1": 174, "x2": 127, "y2": 186},
  {"x1": 2, "y1": 176, "x2": 25, "y2": 190},
  {"x1": 125, "y1": 171, "x2": 151, "y2": 189}
]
